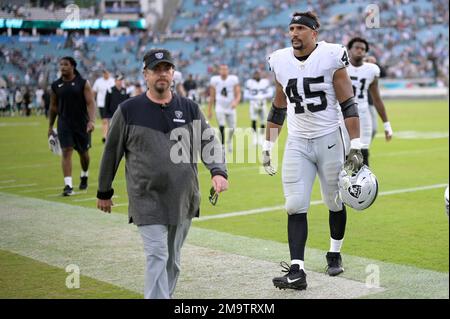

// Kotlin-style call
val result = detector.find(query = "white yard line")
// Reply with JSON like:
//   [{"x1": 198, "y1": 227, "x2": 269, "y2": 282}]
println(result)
[
  {"x1": 379, "y1": 184, "x2": 448, "y2": 196},
  {"x1": 375, "y1": 131, "x2": 448, "y2": 139},
  {"x1": 199, "y1": 166, "x2": 261, "y2": 175},
  {"x1": 372, "y1": 147, "x2": 447, "y2": 158},
  {"x1": 0, "y1": 183, "x2": 37, "y2": 190},
  {"x1": 0, "y1": 192, "x2": 447, "y2": 299},
  {"x1": 72, "y1": 195, "x2": 118, "y2": 202},
  {"x1": 107, "y1": 184, "x2": 448, "y2": 218},
  {"x1": 113, "y1": 203, "x2": 129, "y2": 207},
  {"x1": 0, "y1": 180, "x2": 16, "y2": 184},
  {"x1": 195, "y1": 183, "x2": 448, "y2": 221},
  {"x1": 2, "y1": 163, "x2": 53, "y2": 170},
  {"x1": 0, "y1": 122, "x2": 40, "y2": 127},
  {"x1": 45, "y1": 190, "x2": 88, "y2": 198},
  {"x1": 18, "y1": 186, "x2": 62, "y2": 193}
]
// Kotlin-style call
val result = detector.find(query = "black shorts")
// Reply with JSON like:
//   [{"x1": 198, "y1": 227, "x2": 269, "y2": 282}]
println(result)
[
  {"x1": 57, "y1": 121, "x2": 91, "y2": 152},
  {"x1": 99, "y1": 107, "x2": 108, "y2": 119}
]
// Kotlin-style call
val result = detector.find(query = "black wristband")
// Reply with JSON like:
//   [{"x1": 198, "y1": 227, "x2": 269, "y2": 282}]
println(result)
[
  {"x1": 97, "y1": 189, "x2": 114, "y2": 200},
  {"x1": 211, "y1": 169, "x2": 228, "y2": 180}
]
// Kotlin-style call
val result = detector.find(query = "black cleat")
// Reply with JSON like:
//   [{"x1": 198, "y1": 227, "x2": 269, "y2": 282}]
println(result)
[
  {"x1": 326, "y1": 252, "x2": 344, "y2": 276},
  {"x1": 272, "y1": 262, "x2": 307, "y2": 290},
  {"x1": 79, "y1": 176, "x2": 88, "y2": 190},
  {"x1": 62, "y1": 185, "x2": 74, "y2": 196}
]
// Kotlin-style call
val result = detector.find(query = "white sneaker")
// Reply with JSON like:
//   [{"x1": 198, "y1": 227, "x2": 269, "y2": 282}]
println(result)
[{"x1": 258, "y1": 134, "x2": 264, "y2": 146}]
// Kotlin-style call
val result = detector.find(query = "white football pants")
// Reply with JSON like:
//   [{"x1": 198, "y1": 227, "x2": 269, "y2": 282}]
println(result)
[{"x1": 282, "y1": 128, "x2": 346, "y2": 215}]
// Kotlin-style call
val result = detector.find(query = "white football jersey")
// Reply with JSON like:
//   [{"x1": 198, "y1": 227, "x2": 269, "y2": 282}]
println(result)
[
  {"x1": 244, "y1": 78, "x2": 273, "y2": 109},
  {"x1": 173, "y1": 70, "x2": 183, "y2": 87},
  {"x1": 347, "y1": 62, "x2": 380, "y2": 110},
  {"x1": 93, "y1": 77, "x2": 115, "y2": 107},
  {"x1": 210, "y1": 75, "x2": 239, "y2": 111},
  {"x1": 267, "y1": 41, "x2": 349, "y2": 139}
]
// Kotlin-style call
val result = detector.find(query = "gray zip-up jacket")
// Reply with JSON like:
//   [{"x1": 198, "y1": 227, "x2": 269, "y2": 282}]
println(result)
[{"x1": 97, "y1": 93, "x2": 227, "y2": 226}]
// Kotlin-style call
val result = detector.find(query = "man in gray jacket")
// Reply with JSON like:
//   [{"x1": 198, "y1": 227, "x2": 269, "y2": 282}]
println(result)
[{"x1": 96, "y1": 49, "x2": 228, "y2": 299}]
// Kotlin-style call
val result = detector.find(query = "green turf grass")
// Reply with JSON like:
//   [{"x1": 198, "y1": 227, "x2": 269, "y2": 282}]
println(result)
[
  {"x1": 0, "y1": 249, "x2": 141, "y2": 298},
  {"x1": 0, "y1": 99, "x2": 448, "y2": 273}
]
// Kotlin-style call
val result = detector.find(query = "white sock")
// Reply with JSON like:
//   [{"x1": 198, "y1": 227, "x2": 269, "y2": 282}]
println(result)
[
  {"x1": 64, "y1": 176, "x2": 73, "y2": 188},
  {"x1": 330, "y1": 238, "x2": 344, "y2": 253},
  {"x1": 80, "y1": 171, "x2": 89, "y2": 177},
  {"x1": 291, "y1": 259, "x2": 305, "y2": 270}
]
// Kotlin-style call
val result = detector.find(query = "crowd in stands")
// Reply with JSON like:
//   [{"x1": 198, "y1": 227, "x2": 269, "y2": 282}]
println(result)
[
  {"x1": 0, "y1": 0, "x2": 448, "y2": 115},
  {"x1": 0, "y1": 1, "x2": 96, "y2": 19},
  {"x1": 174, "y1": 0, "x2": 448, "y2": 84}
]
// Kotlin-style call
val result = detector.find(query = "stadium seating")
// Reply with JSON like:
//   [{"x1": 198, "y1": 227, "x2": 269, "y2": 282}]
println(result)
[{"x1": 0, "y1": 0, "x2": 448, "y2": 89}]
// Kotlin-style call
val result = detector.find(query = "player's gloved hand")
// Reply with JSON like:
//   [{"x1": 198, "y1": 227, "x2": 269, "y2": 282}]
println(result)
[
  {"x1": 344, "y1": 138, "x2": 364, "y2": 175},
  {"x1": 262, "y1": 140, "x2": 276, "y2": 176},
  {"x1": 383, "y1": 121, "x2": 393, "y2": 141}
]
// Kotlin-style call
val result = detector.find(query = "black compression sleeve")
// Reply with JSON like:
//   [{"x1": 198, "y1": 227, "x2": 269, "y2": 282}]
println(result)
[
  {"x1": 267, "y1": 103, "x2": 287, "y2": 125},
  {"x1": 340, "y1": 97, "x2": 359, "y2": 119}
]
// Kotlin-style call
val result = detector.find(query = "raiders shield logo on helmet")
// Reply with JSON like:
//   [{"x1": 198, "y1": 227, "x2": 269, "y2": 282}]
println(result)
[{"x1": 338, "y1": 165, "x2": 378, "y2": 211}]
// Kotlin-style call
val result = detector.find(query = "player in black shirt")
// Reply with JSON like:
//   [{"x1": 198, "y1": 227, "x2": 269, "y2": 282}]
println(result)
[
  {"x1": 104, "y1": 73, "x2": 129, "y2": 135},
  {"x1": 48, "y1": 57, "x2": 96, "y2": 196}
]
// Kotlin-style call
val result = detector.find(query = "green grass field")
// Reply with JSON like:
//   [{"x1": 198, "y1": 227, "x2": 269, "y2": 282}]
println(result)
[{"x1": 0, "y1": 99, "x2": 448, "y2": 298}]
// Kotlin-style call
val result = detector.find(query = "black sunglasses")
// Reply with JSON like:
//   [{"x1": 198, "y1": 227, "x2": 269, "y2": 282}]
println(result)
[{"x1": 209, "y1": 187, "x2": 219, "y2": 206}]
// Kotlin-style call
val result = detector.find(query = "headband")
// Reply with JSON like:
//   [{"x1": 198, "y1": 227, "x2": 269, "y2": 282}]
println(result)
[{"x1": 289, "y1": 15, "x2": 319, "y2": 30}]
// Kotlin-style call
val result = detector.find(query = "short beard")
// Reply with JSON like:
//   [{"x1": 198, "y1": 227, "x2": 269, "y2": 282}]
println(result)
[
  {"x1": 154, "y1": 82, "x2": 167, "y2": 94},
  {"x1": 291, "y1": 40, "x2": 303, "y2": 51}
]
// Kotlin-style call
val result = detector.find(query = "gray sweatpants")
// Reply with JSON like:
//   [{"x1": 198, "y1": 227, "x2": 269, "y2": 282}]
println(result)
[{"x1": 138, "y1": 218, "x2": 192, "y2": 299}]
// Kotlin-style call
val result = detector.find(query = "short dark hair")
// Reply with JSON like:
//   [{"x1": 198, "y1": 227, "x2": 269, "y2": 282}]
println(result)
[
  {"x1": 292, "y1": 11, "x2": 321, "y2": 30},
  {"x1": 347, "y1": 37, "x2": 370, "y2": 52}
]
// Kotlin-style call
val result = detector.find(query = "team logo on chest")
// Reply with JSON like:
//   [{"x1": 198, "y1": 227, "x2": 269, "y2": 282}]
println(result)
[
  {"x1": 175, "y1": 110, "x2": 183, "y2": 119},
  {"x1": 173, "y1": 110, "x2": 185, "y2": 123}
]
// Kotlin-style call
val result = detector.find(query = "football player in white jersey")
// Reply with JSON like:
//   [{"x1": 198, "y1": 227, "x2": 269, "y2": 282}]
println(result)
[
  {"x1": 208, "y1": 64, "x2": 241, "y2": 153},
  {"x1": 347, "y1": 37, "x2": 393, "y2": 166},
  {"x1": 173, "y1": 70, "x2": 186, "y2": 97},
  {"x1": 364, "y1": 55, "x2": 380, "y2": 141},
  {"x1": 93, "y1": 69, "x2": 115, "y2": 143},
  {"x1": 263, "y1": 11, "x2": 364, "y2": 290},
  {"x1": 244, "y1": 70, "x2": 273, "y2": 145}
]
